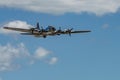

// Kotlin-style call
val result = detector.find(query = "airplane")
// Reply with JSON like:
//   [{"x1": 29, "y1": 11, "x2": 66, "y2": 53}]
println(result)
[{"x1": 3, "y1": 22, "x2": 91, "y2": 38}]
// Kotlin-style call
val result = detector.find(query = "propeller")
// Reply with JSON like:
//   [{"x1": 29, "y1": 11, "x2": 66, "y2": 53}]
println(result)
[
  {"x1": 66, "y1": 28, "x2": 73, "y2": 36},
  {"x1": 58, "y1": 27, "x2": 62, "y2": 32},
  {"x1": 39, "y1": 26, "x2": 47, "y2": 33},
  {"x1": 41, "y1": 26, "x2": 45, "y2": 32},
  {"x1": 57, "y1": 27, "x2": 62, "y2": 35},
  {"x1": 30, "y1": 28, "x2": 34, "y2": 34}
]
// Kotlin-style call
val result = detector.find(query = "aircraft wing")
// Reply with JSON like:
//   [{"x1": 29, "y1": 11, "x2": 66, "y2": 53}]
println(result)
[
  {"x1": 61, "y1": 30, "x2": 91, "y2": 34},
  {"x1": 4, "y1": 27, "x2": 31, "y2": 32},
  {"x1": 71, "y1": 30, "x2": 91, "y2": 33}
]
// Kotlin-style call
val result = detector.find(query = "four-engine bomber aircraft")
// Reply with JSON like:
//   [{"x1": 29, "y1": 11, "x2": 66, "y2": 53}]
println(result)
[{"x1": 3, "y1": 22, "x2": 91, "y2": 38}]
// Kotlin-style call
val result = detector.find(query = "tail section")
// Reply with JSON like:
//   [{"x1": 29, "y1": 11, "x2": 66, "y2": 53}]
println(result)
[{"x1": 36, "y1": 22, "x2": 40, "y2": 29}]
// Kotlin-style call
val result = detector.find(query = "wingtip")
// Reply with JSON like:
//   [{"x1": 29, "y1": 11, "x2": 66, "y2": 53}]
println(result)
[
  {"x1": 84, "y1": 30, "x2": 91, "y2": 32},
  {"x1": 89, "y1": 30, "x2": 91, "y2": 32},
  {"x1": 3, "y1": 27, "x2": 8, "y2": 29}
]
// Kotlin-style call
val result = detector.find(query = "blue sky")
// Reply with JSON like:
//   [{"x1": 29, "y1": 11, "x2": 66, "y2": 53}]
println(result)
[{"x1": 0, "y1": 0, "x2": 120, "y2": 80}]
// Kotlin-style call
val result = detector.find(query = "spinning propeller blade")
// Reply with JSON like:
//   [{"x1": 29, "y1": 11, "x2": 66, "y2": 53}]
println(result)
[{"x1": 67, "y1": 28, "x2": 73, "y2": 36}]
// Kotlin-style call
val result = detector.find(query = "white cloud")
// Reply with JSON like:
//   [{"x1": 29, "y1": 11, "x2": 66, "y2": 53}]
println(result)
[
  {"x1": 102, "y1": 24, "x2": 109, "y2": 29},
  {"x1": 0, "y1": 0, "x2": 120, "y2": 15},
  {"x1": 0, "y1": 43, "x2": 29, "y2": 71},
  {"x1": 34, "y1": 47, "x2": 51, "y2": 59},
  {"x1": 0, "y1": 20, "x2": 32, "y2": 34},
  {"x1": 0, "y1": 43, "x2": 58, "y2": 71},
  {"x1": 32, "y1": 47, "x2": 58, "y2": 65},
  {"x1": 48, "y1": 57, "x2": 58, "y2": 65}
]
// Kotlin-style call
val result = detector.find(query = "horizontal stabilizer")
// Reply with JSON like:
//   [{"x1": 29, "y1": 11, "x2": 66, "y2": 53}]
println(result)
[{"x1": 20, "y1": 33, "x2": 33, "y2": 35}]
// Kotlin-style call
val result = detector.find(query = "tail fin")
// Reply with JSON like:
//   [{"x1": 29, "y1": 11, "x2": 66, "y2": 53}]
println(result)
[{"x1": 36, "y1": 22, "x2": 40, "y2": 29}]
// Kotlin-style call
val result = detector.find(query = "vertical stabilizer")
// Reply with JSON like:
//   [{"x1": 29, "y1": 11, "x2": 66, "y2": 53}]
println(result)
[{"x1": 36, "y1": 22, "x2": 40, "y2": 29}]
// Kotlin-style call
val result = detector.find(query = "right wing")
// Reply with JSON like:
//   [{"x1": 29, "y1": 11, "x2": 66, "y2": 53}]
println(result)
[{"x1": 3, "y1": 27, "x2": 31, "y2": 32}]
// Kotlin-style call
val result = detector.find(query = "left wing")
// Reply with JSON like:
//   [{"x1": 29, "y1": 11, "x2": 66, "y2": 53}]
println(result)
[
  {"x1": 4, "y1": 27, "x2": 31, "y2": 32},
  {"x1": 71, "y1": 30, "x2": 91, "y2": 33},
  {"x1": 61, "y1": 30, "x2": 91, "y2": 34}
]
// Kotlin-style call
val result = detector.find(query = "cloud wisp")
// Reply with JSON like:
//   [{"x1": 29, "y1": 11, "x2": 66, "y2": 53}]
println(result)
[
  {"x1": 0, "y1": 0, "x2": 120, "y2": 15},
  {"x1": 0, "y1": 43, "x2": 58, "y2": 72},
  {"x1": 102, "y1": 24, "x2": 109, "y2": 30},
  {"x1": 48, "y1": 57, "x2": 58, "y2": 65}
]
